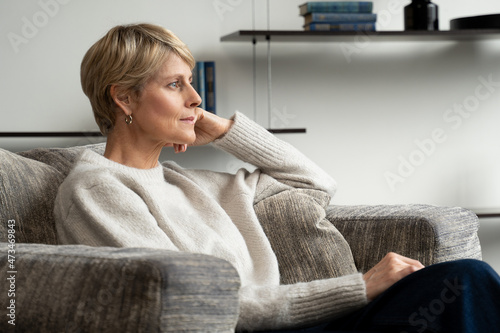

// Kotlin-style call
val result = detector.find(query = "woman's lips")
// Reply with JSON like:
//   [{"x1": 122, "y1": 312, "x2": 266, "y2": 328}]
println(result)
[{"x1": 180, "y1": 116, "x2": 195, "y2": 125}]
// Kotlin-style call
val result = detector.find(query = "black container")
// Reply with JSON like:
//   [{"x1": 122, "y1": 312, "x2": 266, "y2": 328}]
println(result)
[
  {"x1": 450, "y1": 14, "x2": 500, "y2": 30},
  {"x1": 404, "y1": 0, "x2": 439, "y2": 31}
]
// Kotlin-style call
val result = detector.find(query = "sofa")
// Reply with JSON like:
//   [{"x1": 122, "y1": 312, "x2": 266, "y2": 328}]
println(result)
[{"x1": 0, "y1": 143, "x2": 482, "y2": 332}]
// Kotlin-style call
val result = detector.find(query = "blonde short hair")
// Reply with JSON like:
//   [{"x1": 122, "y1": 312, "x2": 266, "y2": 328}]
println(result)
[{"x1": 80, "y1": 23, "x2": 196, "y2": 135}]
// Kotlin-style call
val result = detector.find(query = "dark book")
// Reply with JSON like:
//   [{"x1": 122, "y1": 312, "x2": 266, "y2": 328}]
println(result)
[
  {"x1": 299, "y1": 2, "x2": 374, "y2": 15},
  {"x1": 304, "y1": 22, "x2": 376, "y2": 31},
  {"x1": 195, "y1": 61, "x2": 206, "y2": 110},
  {"x1": 304, "y1": 12, "x2": 376, "y2": 24},
  {"x1": 204, "y1": 61, "x2": 216, "y2": 114}
]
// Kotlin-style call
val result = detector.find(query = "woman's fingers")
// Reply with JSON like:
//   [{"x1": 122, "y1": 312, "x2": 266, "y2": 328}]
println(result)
[
  {"x1": 363, "y1": 252, "x2": 424, "y2": 301},
  {"x1": 174, "y1": 144, "x2": 187, "y2": 153},
  {"x1": 395, "y1": 253, "x2": 425, "y2": 269}
]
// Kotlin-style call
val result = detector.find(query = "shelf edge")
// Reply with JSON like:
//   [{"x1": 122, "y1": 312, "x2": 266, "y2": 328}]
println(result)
[
  {"x1": 0, "y1": 129, "x2": 308, "y2": 136},
  {"x1": 0, "y1": 132, "x2": 104, "y2": 137},
  {"x1": 267, "y1": 128, "x2": 306, "y2": 134},
  {"x1": 221, "y1": 29, "x2": 500, "y2": 43}
]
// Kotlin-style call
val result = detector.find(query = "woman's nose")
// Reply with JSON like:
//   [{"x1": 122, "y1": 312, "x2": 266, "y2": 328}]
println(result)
[{"x1": 188, "y1": 85, "x2": 202, "y2": 108}]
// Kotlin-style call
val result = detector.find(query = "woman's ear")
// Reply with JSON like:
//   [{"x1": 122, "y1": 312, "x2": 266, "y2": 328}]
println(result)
[{"x1": 110, "y1": 85, "x2": 133, "y2": 115}]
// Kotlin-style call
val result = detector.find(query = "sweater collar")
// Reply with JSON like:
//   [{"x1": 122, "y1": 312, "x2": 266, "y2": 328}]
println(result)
[{"x1": 78, "y1": 149, "x2": 164, "y2": 181}]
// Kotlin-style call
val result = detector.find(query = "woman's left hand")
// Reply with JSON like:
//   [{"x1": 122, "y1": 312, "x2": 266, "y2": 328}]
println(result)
[
  {"x1": 173, "y1": 108, "x2": 233, "y2": 153},
  {"x1": 363, "y1": 252, "x2": 425, "y2": 301}
]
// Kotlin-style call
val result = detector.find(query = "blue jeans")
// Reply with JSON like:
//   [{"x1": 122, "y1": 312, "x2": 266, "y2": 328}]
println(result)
[{"x1": 258, "y1": 259, "x2": 500, "y2": 333}]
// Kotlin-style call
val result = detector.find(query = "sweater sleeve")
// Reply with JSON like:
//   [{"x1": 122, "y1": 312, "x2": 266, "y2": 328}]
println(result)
[
  {"x1": 238, "y1": 274, "x2": 367, "y2": 331},
  {"x1": 212, "y1": 112, "x2": 337, "y2": 200},
  {"x1": 214, "y1": 113, "x2": 368, "y2": 331}
]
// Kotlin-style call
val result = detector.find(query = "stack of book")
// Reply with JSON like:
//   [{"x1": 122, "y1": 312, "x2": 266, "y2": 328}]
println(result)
[
  {"x1": 192, "y1": 61, "x2": 216, "y2": 114},
  {"x1": 299, "y1": 1, "x2": 376, "y2": 32}
]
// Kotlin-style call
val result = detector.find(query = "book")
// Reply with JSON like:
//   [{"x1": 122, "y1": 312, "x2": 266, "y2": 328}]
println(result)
[
  {"x1": 299, "y1": 2, "x2": 374, "y2": 15},
  {"x1": 195, "y1": 61, "x2": 206, "y2": 110},
  {"x1": 192, "y1": 63, "x2": 199, "y2": 94},
  {"x1": 304, "y1": 22, "x2": 376, "y2": 31},
  {"x1": 304, "y1": 12, "x2": 376, "y2": 25},
  {"x1": 204, "y1": 61, "x2": 216, "y2": 114},
  {"x1": 193, "y1": 61, "x2": 216, "y2": 114}
]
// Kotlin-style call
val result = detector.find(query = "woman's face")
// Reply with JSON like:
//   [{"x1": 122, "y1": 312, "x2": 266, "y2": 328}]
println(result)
[{"x1": 128, "y1": 53, "x2": 202, "y2": 146}]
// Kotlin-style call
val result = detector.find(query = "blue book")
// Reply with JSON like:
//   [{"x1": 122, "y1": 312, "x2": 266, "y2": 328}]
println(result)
[
  {"x1": 195, "y1": 61, "x2": 206, "y2": 110},
  {"x1": 304, "y1": 12, "x2": 376, "y2": 24},
  {"x1": 192, "y1": 63, "x2": 199, "y2": 93},
  {"x1": 299, "y1": 2, "x2": 373, "y2": 15},
  {"x1": 204, "y1": 61, "x2": 216, "y2": 114},
  {"x1": 305, "y1": 22, "x2": 376, "y2": 31}
]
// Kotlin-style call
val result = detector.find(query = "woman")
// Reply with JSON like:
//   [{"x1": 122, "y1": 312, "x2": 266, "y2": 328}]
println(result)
[{"x1": 54, "y1": 24, "x2": 500, "y2": 332}]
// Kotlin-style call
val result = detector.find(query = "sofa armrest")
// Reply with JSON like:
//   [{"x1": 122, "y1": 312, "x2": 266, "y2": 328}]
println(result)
[
  {"x1": 1, "y1": 243, "x2": 240, "y2": 333},
  {"x1": 326, "y1": 204, "x2": 482, "y2": 273}
]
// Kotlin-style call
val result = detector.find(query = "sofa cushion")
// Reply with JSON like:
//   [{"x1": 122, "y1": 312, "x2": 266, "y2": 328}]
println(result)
[
  {"x1": 18, "y1": 143, "x2": 105, "y2": 177},
  {"x1": 0, "y1": 149, "x2": 61, "y2": 244},
  {"x1": 0, "y1": 144, "x2": 105, "y2": 244},
  {"x1": 254, "y1": 188, "x2": 358, "y2": 284}
]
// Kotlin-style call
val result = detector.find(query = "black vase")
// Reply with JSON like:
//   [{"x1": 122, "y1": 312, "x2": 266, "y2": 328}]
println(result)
[{"x1": 404, "y1": 0, "x2": 439, "y2": 31}]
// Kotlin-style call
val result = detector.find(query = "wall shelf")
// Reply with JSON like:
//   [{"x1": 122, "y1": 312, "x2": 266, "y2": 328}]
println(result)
[
  {"x1": 267, "y1": 128, "x2": 306, "y2": 134},
  {"x1": 0, "y1": 132, "x2": 103, "y2": 138},
  {"x1": 0, "y1": 128, "x2": 304, "y2": 137},
  {"x1": 469, "y1": 208, "x2": 500, "y2": 219},
  {"x1": 221, "y1": 29, "x2": 500, "y2": 43}
]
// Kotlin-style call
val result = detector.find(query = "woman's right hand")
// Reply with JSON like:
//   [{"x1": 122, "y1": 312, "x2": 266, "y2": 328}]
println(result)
[
  {"x1": 191, "y1": 108, "x2": 233, "y2": 146},
  {"x1": 363, "y1": 252, "x2": 424, "y2": 301},
  {"x1": 171, "y1": 108, "x2": 233, "y2": 153}
]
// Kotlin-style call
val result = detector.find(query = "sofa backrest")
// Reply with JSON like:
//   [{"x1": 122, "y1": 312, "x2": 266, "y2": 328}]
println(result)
[{"x1": 0, "y1": 144, "x2": 105, "y2": 244}]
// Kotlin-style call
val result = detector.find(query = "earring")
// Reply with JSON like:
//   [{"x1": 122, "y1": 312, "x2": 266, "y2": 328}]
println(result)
[{"x1": 125, "y1": 114, "x2": 133, "y2": 125}]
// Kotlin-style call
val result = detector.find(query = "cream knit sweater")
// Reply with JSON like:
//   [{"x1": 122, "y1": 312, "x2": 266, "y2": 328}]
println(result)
[{"x1": 54, "y1": 112, "x2": 367, "y2": 331}]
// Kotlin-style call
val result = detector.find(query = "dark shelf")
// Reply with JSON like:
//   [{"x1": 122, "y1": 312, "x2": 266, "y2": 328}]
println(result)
[
  {"x1": 0, "y1": 129, "x2": 306, "y2": 137},
  {"x1": 0, "y1": 132, "x2": 103, "y2": 138},
  {"x1": 476, "y1": 212, "x2": 500, "y2": 218},
  {"x1": 267, "y1": 128, "x2": 306, "y2": 134},
  {"x1": 469, "y1": 208, "x2": 500, "y2": 219},
  {"x1": 221, "y1": 29, "x2": 500, "y2": 43}
]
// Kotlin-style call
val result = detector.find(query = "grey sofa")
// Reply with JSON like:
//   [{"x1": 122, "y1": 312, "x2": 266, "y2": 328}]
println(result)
[{"x1": 0, "y1": 143, "x2": 482, "y2": 332}]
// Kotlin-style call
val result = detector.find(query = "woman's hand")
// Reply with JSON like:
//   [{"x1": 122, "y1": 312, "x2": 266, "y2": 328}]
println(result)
[
  {"x1": 193, "y1": 108, "x2": 233, "y2": 146},
  {"x1": 363, "y1": 252, "x2": 424, "y2": 301},
  {"x1": 172, "y1": 109, "x2": 233, "y2": 153}
]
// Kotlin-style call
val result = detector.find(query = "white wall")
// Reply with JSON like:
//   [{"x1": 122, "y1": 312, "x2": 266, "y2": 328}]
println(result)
[{"x1": 2, "y1": 0, "x2": 500, "y2": 211}]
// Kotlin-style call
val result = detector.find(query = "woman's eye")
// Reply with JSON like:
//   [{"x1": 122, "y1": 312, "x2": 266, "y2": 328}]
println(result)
[{"x1": 168, "y1": 82, "x2": 179, "y2": 88}]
